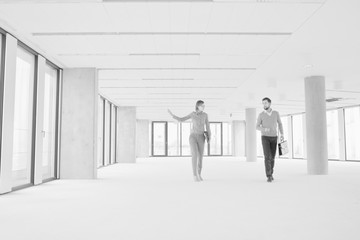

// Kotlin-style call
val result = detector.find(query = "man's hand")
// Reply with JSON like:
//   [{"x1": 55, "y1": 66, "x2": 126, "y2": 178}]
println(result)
[{"x1": 280, "y1": 135, "x2": 284, "y2": 142}]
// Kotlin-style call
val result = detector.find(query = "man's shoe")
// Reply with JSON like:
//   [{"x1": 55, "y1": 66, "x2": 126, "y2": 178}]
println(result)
[
  {"x1": 270, "y1": 176, "x2": 274, "y2": 181},
  {"x1": 267, "y1": 177, "x2": 272, "y2": 182}
]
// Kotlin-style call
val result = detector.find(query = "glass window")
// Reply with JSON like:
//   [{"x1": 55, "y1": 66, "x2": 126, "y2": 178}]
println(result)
[
  {"x1": 280, "y1": 117, "x2": 288, "y2": 141},
  {"x1": 0, "y1": 34, "x2": 2, "y2": 77},
  {"x1": 279, "y1": 116, "x2": 289, "y2": 158},
  {"x1": 204, "y1": 142, "x2": 208, "y2": 156},
  {"x1": 149, "y1": 121, "x2": 152, "y2": 156},
  {"x1": 209, "y1": 122, "x2": 222, "y2": 155},
  {"x1": 110, "y1": 105, "x2": 116, "y2": 164},
  {"x1": 222, "y1": 122, "x2": 232, "y2": 156},
  {"x1": 344, "y1": 107, "x2": 360, "y2": 160},
  {"x1": 97, "y1": 97, "x2": 104, "y2": 167},
  {"x1": 292, "y1": 114, "x2": 305, "y2": 158},
  {"x1": 327, "y1": 110, "x2": 340, "y2": 160},
  {"x1": 168, "y1": 122, "x2": 180, "y2": 156},
  {"x1": 12, "y1": 46, "x2": 35, "y2": 187},
  {"x1": 152, "y1": 122, "x2": 166, "y2": 156},
  {"x1": 104, "y1": 101, "x2": 111, "y2": 165},
  {"x1": 181, "y1": 122, "x2": 192, "y2": 156},
  {"x1": 42, "y1": 64, "x2": 58, "y2": 180}
]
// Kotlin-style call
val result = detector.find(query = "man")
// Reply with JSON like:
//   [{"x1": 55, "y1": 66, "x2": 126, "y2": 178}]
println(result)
[{"x1": 256, "y1": 97, "x2": 284, "y2": 182}]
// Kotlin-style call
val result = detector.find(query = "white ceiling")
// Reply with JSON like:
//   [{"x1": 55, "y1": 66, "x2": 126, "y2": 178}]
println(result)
[{"x1": 0, "y1": 0, "x2": 359, "y2": 121}]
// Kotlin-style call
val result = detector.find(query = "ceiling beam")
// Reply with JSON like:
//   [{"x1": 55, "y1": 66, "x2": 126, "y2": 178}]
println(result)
[{"x1": 33, "y1": 31, "x2": 292, "y2": 36}]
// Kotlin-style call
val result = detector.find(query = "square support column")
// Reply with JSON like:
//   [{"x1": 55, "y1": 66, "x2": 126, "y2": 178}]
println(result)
[
  {"x1": 117, "y1": 107, "x2": 136, "y2": 163},
  {"x1": 60, "y1": 68, "x2": 98, "y2": 179},
  {"x1": 245, "y1": 108, "x2": 257, "y2": 162},
  {"x1": 304, "y1": 76, "x2": 328, "y2": 175}
]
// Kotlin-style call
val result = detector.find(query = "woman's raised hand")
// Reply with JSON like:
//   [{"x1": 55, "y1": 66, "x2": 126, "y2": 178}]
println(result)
[{"x1": 167, "y1": 109, "x2": 173, "y2": 116}]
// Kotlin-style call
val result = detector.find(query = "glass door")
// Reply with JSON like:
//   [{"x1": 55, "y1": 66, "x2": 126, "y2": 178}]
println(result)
[
  {"x1": 181, "y1": 122, "x2": 192, "y2": 156},
  {"x1": 209, "y1": 122, "x2": 222, "y2": 156},
  {"x1": 344, "y1": 107, "x2": 360, "y2": 161},
  {"x1": 152, "y1": 121, "x2": 167, "y2": 156},
  {"x1": 110, "y1": 104, "x2": 116, "y2": 164},
  {"x1": 104, "y1": 101, "x2": 111, "y2": 165},
  {"x1": 97, "y1": 97, "x2": 104, "y2": 167},
  {"x1": 12, "y1": 46, "x2": 36, "y2": 188},
  {"x1": 41, "y1": 64, "x2": 59, "y2": 180},
  {"x1": 167, "y1": 122, "x2": 180, "y2": 156},
  {"x1": 292, "y1": 114, "x2": 305, "y2": 159}
]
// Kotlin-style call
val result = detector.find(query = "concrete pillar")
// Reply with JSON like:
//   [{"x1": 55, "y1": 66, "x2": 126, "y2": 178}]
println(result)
[
  {"x1": 117, "y1": 107, "x2": 136, "y2": 163},
  {"x1": 60, "y1": 68, "x2": 98, "y2": 179},
  {"x1": 245, "y1": 108, "x2": 257, "y2": 162},
  {"x1": 136, "y1": 119, "x2": 150, "y2": 158},
  {"x1": 232, "y1": 120, "x2": 246, "y2": 157},
  {"x1": 304, "y1": 76, "x2": 328, "y2": 175}
]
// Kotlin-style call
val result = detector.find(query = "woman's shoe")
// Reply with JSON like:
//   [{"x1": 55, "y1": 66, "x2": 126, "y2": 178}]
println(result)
[
  {"x1": 194, "y1": 176, "x2": 200, "y2": 182},
  {"x1": 198, "y1": 174, "x2": 203, "y2": 181}
]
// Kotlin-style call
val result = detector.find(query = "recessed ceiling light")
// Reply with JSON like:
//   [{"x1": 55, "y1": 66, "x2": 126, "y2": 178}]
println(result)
[
  {"x1": 103, "y1": 0, "x2": 212, "y2": 2},
  {"x1": 303, "y1": 64, "x2": 314, "y2": 69},
  {"x1": 129, "y1": 53, "x2": 200, "y2": 56},
  {"x1": 149, "y1": 93, "x2": 191, "y2": 95},
  {"x1": 142, "y1": 78, "x2": 194, "y2": 81}
]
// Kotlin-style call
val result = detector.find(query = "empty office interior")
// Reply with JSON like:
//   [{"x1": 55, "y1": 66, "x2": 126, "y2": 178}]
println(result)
[{"x1": 0, "y1": 0, "x2": 360, "y2": 239}]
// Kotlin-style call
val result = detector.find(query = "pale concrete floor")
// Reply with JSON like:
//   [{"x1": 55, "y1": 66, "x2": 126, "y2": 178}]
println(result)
[{"x1": 0, "y1": 157, "x2": 360, "y2": 240}]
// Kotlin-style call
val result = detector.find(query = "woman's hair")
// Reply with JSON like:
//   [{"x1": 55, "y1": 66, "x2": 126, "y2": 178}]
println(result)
[{"x1": 195, "y1": 100, "x2": 205, "y2": 111}]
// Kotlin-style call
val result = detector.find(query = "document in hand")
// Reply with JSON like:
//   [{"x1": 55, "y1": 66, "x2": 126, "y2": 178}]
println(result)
[{"x1": 278, "y1": 140, "x2": 289, "y2": 156}]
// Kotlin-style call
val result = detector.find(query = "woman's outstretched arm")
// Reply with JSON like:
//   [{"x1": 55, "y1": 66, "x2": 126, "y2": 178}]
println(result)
[{"x1": 168, "y1": 109, "x2": 192, "y2": 122}]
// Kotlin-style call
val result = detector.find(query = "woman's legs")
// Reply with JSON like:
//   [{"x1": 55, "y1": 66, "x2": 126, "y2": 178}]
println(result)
[
  {"x1": 197, "y1": 134, "x2": 206, "y2": 176},
  {"x1": 189, "y1": 134, "x2": 199, "y2": 177}
]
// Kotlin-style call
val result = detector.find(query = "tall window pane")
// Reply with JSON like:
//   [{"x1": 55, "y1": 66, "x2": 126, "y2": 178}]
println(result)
[
  {"x1": 12, "y1": 46, "x2": 35, "y2": 187},
  {"x1": 181, "y1": 122, "x2": 191, "y2": 156},
  {"x1": 168, "y1": 122, "x2": 180, "y2": 156},
  {"x1": 209, "y1": 123, "x2": 222, "y2": 155},
  {"x1": 279, "y1": 116, "x2": 289, "y2": 158},
  {"x1": 149, "y1": 121, "x2": 152, "y2": 156},
  {"x1": 292, "y1": 114, "x2": 304, "y2": 158},
  {"x1": 327, "y1": 110, "x2": 340, "y2": 160},
  {"x1": 222, "y1": 122, "x2": 232, "y2": 155},
  {"x1": 97, "y1": 97, "x2": 104, "y2": 167},
  {"x1": 204, "y1": 140, "x2": 208, "y2": 156},
  {"x1": 345, "y1": 107, "x2": 360, "y2": 160},
  {"x1": 110, "y1": 105, "x2": 116, "y2": 164},
  {"x1": 0, "y1": 34, "x2": 2, "y2": 77},
  {"x1": 104, "y1": 101, "x2": 110, "y2": 165},
  {"x1": 152, "y1": 122, "x2": 166, "y2": 156},
  {"x1": 42, "y1": 64, "x2": 58, "y2": 180}
]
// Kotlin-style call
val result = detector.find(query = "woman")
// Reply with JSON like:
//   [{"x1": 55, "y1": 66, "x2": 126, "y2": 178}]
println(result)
[{"x1": 168, "y1": 100, "x2": 211, "y2": 182}]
